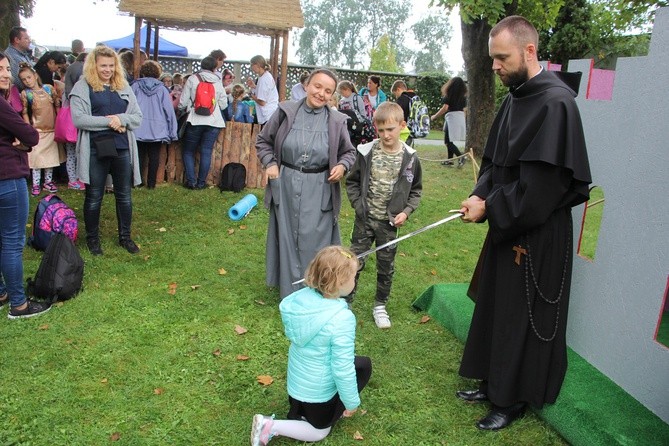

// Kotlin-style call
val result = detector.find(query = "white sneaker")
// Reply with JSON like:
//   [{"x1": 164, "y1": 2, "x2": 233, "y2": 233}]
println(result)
[
  {"x1": 250, "y1": 414, "x2": 274, "y2": 446},
  {"x1": 373, "y1": 305, "x2": 391, "y2": 329}
]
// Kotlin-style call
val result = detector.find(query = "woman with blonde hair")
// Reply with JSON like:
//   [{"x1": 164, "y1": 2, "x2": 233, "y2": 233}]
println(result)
[
  {"x1": 70, "y1": 45, "x2": 143, "y2": 256},
  {"x1": 246, "y1": 55, "x2": 278, "y2": 124}
]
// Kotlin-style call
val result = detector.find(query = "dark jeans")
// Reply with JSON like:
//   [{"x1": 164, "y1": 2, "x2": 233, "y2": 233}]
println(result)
[
  {"x1": 181, "y1": 124, "x2": 220, "y2": 187},
  {"x1": 444, "y1": 127, "x2": 462, "y2": 159},
  {"x1": 349, "y1": 217, "x2": 398, "y2": 305},
  {"x1": 0, "y1": 178, "x2": 29, "y2": 307},
  {"x1": 84, "y1": 148, "x2": 133, "y2": 241},
  {"x1": 137, "y1": 140, "x2": 162, "y2": 188}
]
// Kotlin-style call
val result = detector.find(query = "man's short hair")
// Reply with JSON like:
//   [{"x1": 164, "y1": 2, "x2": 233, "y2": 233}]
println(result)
[
  {"x1": 9, "y1": 26, "x2": 27, "y2": 44},
  {"x1": 373, "y1": 101, "x2": 404, "y2": 125},
  {"x1": 391, "y1": 79, "x2": 407, "y2": 92},
  {"x1": 490, "y1": 15, "x2": 539, "y2": 49}
]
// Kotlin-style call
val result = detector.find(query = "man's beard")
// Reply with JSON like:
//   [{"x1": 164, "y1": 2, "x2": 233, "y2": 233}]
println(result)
[{"x1": 501, "y1": 62, "x2": 529, "y2": 89}]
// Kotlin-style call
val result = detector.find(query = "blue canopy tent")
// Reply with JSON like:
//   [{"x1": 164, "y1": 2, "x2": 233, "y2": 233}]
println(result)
[{"x1": 99, "y1": 26, "x2": 188, "y2": 57}]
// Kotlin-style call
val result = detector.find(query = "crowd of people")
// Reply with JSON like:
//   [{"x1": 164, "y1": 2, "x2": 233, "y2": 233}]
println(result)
[{"x1": 0, "y1": 15, "x2": 592, "y2": 444}]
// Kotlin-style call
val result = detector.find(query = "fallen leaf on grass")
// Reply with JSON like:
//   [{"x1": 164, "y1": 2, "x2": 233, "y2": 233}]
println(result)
[
  {"x1": 420, "y1": 315, "x2": 431, "y2": 324},
  {"x1": 101, "y1": 378, "x2": 108, "y2": 384},
  {"x1": 239, "y1": 225, "x2": 247, "y2": 230},
  {"x1": 255, "y1": 299, "x2": 266, "y2": 305},
  {"x1": 218, "y1": 268, "x2": 227, "y2": 275},
  {"x1": 212, "y1": 349, "x2": 222, "y2": 356},
  {"x1": 156, "y1": 227, "x2": 167, "y2": 232},
  {"x1": 110, "y1": 432, "x2": 121, "y2": 441},
  {"x1": 353, "y1": 431, "x2": 364, "y2": 440},
  {"x1": 398, "y1": 252, "x2": 406, "y2": 257},
  {"x1": 167, "y1": 282, "x2": 177, "y2": 295},
  {"x1": 227, "y1": 228, "x2": 235, "y2": 235},
  {"x1": 424, "y1": 251, "x2": 429, "y2": 256},
  {"x1": 153, "y1": 388, "x2": 164, "y2": 395},
  {"x1": 256, "y1": 375, "x2": 274, "y2": 386},
  {"x1": 190, "y1": 285, "x2": 201, "y2": 291},
  {"x1": 431, "y1": 269, "x2": 437, "y2": 276},
  {"x1": 234, "y1": 325, "x2": 248, "y2": 335},
  {"x1": 359, "y1": 409, "x2": 368, "y2": 416},
  {"x1": 237, "y1": 354, "x2": 250, "y2": 361},
  {"x1": 38, "y1": 324, "x2": 49, "y2": 330},
  {"x1": 143, "y1": 255, "x2": 150, "y2": 261}
]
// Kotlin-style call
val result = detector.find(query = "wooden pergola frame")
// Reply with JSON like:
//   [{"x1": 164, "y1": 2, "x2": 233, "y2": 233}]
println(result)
[{"x1": 117, "y1": 0, "x2": 302, "y2": 101}]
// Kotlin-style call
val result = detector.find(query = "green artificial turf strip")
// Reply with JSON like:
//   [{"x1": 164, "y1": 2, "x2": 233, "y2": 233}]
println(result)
[
  {"x1": 656, "y1": 310, "x2": 669, "y2": 348},
  {"x1": 413, "y1": 284, "x2": 669, "y2": 446}
]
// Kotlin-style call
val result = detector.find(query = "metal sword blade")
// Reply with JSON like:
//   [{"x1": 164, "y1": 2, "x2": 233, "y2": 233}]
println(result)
[{"x1": 291, "y1": 212, "x2": 463, "y2": 286}]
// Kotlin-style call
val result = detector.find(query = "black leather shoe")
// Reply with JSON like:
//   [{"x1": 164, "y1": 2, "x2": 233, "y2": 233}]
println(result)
[
  {"x1": 87, "y1": 238, "x2": 103, "y2": 256},
  {"x1": 119, "y1": 239, "x2": 140, "y2": 254},
  {"x1": 476, "y1": 404, "x2": 525, "y2": 431},
  {"x1": 456, "y1": 389, "x2": 489, "y2": 402}
]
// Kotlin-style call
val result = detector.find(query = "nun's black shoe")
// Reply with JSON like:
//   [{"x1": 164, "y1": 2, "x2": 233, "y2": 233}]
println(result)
[
  {"x1": 456, "y1": 389, "x2": 488, "y2": 402},
  {"x1": 476, "y1": 404, "x2": 525, "y2": 430}
]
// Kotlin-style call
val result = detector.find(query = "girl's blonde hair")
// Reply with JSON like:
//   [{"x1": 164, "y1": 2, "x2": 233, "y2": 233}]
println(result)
[
  {"x1": 304, "y1": 246, "x2": 358, "y2": 298},
  {"x1": 83, "y1": 45, "x2": 128, "y2": 92},
  {"x1": 18, "y1": 62, "x2": 41, "y2": 87},
  {"x1": 250, "y1": 55, "x2": 271, "y2": 72}
]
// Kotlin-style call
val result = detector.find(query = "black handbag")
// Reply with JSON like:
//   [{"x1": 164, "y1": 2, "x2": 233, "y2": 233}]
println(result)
[{"x1": 92, "y1": 133, "x2": 118, "y2": 159}]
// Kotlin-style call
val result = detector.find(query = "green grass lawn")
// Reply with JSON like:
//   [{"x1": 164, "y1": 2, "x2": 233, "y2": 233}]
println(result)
[{"x1": 0, "y1": 144, "x2": 567, "y2": 445}]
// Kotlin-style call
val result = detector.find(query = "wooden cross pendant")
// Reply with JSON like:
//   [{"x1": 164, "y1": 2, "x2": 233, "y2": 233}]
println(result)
[{"x1": 513, "y1": 245, "x2": 527, "y2": 265}]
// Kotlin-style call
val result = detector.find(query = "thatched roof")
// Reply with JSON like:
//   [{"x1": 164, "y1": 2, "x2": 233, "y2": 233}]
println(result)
[{"x1": 118, "y1": 0, "x2": 304, "y2": 36}]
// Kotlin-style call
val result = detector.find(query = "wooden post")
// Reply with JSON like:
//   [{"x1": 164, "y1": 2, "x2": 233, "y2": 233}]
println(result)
[
  {"x1": 145, "y1": 23, "x2": 152, "y2": 57},
  {"x1": 152, "y1": 27, "x2": 160, "y2": 61},
  {"x1": 272, "y1": 32, "x2": 280, "y2": 83},
  {"x1": 133, "y1": 17, "x2": 142, "y2": 80},
  {"x1": 279, "y1": 30, "x2": 289, "y2": 101}
]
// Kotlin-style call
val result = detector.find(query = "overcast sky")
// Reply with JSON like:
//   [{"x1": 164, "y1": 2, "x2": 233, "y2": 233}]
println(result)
[{"x1": 23, "y1": 0, "x2": 464, "y2": 73}]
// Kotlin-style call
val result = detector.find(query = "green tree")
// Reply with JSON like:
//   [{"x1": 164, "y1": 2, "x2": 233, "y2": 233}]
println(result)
[
  {"x1": 0, "y1": 0, "x2": 35, "y2": 49},
  {"x1": 539, "y1": 0, "x2": 593, "y2": 66},
  {"x1": 432, "y1": 0, "x2": 563, "y2": 156},
  {"x1": 296, "y1": 0, "x2": 411, "y2": 69},
  {"x1": 411, "y1": 13, "x2": 453, "y2": 74},
  {"x1": 369, "y1": 34, "x2": 399, "y2": 72},
  {"x1": 538, "y1": 0, "x2": 668, "y2": 68}
]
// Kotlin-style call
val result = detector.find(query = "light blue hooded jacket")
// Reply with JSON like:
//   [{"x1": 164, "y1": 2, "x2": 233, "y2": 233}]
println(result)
[{"x1": 279, "y1": 287, "x2": 360, "y2": 410}]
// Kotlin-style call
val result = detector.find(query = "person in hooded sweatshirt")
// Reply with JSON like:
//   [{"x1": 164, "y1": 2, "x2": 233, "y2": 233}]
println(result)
[
  {"x1": 177, "y1": 56, "x2": 227, "y2": 189},
  {"x1": 131, "y1": 60, "x2": 178, "y2": 189},
  {"x1": 250, "y1": 246, "x2": 372, "y2": 445}
]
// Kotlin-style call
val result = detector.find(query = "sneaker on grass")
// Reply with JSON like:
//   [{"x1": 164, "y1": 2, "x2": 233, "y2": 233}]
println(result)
[
  {"x1": 43, "y1": 181, "x2": 58, "y2": 193},
  {"x1": 250, "y1": 414, "x2": 274, "y2": 446},
  {"x1": 8, "y1": 300, "x2": 51, "y2": 319},
  {"x1": 373, "y1": 305, "x2": 391, "y2": 329}
]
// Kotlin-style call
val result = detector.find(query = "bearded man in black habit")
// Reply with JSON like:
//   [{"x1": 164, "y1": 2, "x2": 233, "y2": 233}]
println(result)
[{"x1": 457, "y1": 15, "x2": 592, "y2": 431}]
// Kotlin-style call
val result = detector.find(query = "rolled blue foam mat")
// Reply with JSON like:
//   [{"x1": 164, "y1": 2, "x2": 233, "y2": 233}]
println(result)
[{"x1": 228, "y1": 193, "x2": 258, "y2": 221}]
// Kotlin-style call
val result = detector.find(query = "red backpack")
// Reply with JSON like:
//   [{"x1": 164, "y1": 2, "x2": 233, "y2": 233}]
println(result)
[{"x1": 193, "y1": 73, "x2": 216, "y2": 116}]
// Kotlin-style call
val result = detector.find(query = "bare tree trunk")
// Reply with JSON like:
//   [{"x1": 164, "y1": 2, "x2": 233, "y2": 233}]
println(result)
[{"x1": 461, "y1": 17, "x2": 496, "y2": 158}]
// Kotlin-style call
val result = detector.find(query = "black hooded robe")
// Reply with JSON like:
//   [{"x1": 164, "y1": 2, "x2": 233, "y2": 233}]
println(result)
[{"x1": 458, "y1": 70, "x2": 592, "y2": 409}]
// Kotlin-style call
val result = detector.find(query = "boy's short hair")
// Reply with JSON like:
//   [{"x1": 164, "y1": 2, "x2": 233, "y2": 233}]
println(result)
[
  {"x1": 337, "y1": 80, "x2": 355, "y2": 93},
  {"x1": 373, "y1": 102, "x2": 404, "y2": 125},
  {"x1": 391, "y1": 79, "x2": 407, "y2": 92},
  {"x1": 304, "y1": 246, "x2": 358, "y2": 298}
]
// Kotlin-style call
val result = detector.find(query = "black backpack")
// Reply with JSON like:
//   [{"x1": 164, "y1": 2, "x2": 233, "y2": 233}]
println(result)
[
  {"x1": 27, "y1": 232, "x2": 84, "y2": 303},
  {"x1": 219, "y1": 162, "x2": 247, "y2": 193}
]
